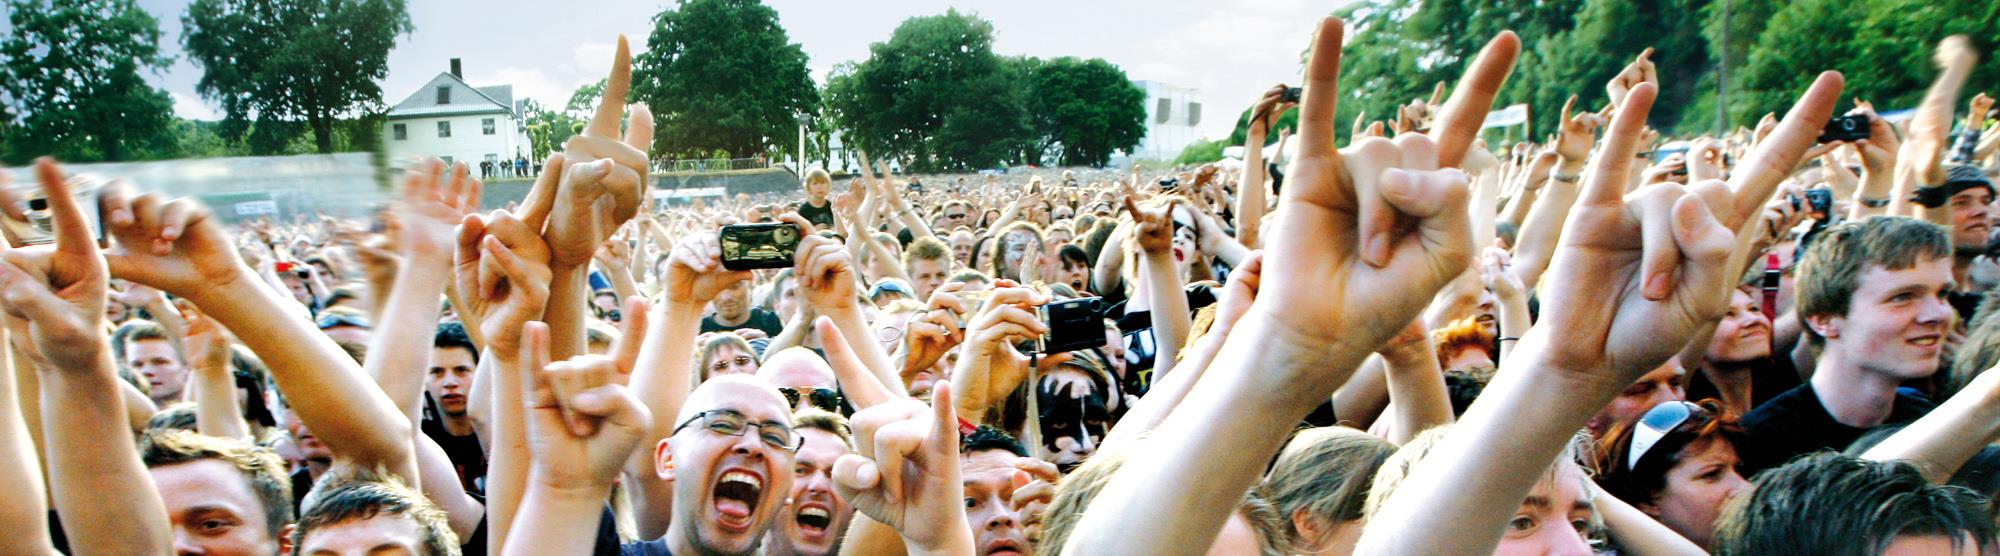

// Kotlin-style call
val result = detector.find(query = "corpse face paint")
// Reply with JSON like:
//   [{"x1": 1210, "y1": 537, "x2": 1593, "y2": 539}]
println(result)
[{"x1": 1037, "y1": 370, "x2": 1109, "y2": 473}]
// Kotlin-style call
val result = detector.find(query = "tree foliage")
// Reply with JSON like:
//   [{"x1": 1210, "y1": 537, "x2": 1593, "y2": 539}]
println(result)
[
  {"x1": 1027, "y1": 57, "x2": 1148, "y2": 167},
  {"x1": 1, "y1": 0, "x2": 178, "y2": 164},
  {"x1": 630, "y1": 0, "x2": 819, "y2": 159},
  {"x1": 828, "y1": 10, "x2": 1145, "y2": 171},
  {"x1": 182, "y1": 0, "x2": 411, "y2": 154}
]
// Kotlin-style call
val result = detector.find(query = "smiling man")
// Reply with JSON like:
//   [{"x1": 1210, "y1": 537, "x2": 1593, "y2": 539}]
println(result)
[
  {"x1": 630, "y1": 374, "x2": 799, "y2": 556},
  {"x1": 761, "y1": 409, "x2": 855, "y2": 556},
  {"x1": 1739, "y1": 216, "x2": 1954, "y2": 475}
]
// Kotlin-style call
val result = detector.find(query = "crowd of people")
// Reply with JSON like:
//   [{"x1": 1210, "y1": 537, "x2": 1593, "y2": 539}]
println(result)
[{"x1": 4, "y1": 16, "x2": 2000, "y2": 556}]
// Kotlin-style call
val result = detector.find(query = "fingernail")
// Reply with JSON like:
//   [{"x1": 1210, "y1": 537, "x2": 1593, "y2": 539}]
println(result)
[
  {"x1": 1646, "y1": 273, "x2": 1668, "y2": 299},
  {"x1": 114, "y1": 209, "x2": 132, "y2": 226},
  {"x1": 1367, "y1": 233, "x2": 1390, "y2": 266},
  {"x1": 162, "y1": 225, "x2": 180, "y2": 240}
]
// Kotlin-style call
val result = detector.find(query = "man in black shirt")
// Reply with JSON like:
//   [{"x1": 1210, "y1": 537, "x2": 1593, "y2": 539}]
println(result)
[
  {"x1": 421, "y1": 322, "x2": 485, "y2": 493},
  {"x1": 795, "y1": 168, "x2": 835, "y2": 230},
  {"x1": 1740, "y1": 217, "x2": 1955, "y2": 475},
  {"x1": 699, "y1": 279, "x2": 784, "y2": 338}
]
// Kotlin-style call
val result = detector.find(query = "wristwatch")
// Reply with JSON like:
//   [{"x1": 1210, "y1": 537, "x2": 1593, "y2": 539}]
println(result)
[
  {"x1": 1910, "y1": 185, "x2": 1951, "y2": 209},
  {"x1": 1552, "y1": 171, "x2": 1582, "y2": 183}
]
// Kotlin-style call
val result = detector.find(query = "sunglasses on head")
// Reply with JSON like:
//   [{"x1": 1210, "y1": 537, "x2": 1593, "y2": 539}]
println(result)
[
  {"x1": 779, "y1": 387, "x2": 842, "y2": 413},
  {"x1": 1626, "y1": 401, "x2": 1703, "y2": 471}
]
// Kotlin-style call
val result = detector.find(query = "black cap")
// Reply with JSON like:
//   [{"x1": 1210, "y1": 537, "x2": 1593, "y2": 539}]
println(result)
[{"x1": 1944, "y1": 164, "x2": 1996, "y2": 199}]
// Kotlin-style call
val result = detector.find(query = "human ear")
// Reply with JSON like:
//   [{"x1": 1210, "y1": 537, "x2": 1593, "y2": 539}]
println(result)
[
  {"x1": 655, "y1": 437, "x2": 675, "y2": 481},
  {"x1": 1804, "y1": 313, "x2": 1841, "y2": 340}
]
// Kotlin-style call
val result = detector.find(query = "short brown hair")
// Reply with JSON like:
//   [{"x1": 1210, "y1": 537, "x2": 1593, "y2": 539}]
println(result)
[
  {"x1": 141, "y1": 430, "x2": 294, "y2": 538},
  {"x1": 792, "y1": 408, "x2": 852, "y2": 450},
  {"x1": 1795, "y1": 216, "x2": 1950, "y2": 344},
  {"x1": 1712, "y1": 453, "x2": 1994, "y2": 555},
  {"x1": 903, "y1": 236, "x2": 950, "y2": 267},
  {"x1": 294, "y1": 469, "x2": 456, "y2": 556}
]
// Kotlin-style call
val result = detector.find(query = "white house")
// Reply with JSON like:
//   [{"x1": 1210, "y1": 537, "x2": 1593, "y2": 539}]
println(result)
[
  {"x1": 1129, "y1": 80, "x2": 1204, "y2": 162},
  {"x1": 383, "y1": 58, "x2": 532, "y2": 174}
]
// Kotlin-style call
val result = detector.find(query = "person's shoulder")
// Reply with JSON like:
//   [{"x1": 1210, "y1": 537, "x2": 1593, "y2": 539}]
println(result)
[
  {"x1": 1741, "y1": 383, "x2": 1817, "y2": 430},
  {"x1": 620, "y1": 538, "x2": 671, "y2": 556}
]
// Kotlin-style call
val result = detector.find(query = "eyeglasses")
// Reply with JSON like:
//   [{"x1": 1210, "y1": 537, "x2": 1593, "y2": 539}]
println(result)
[
  {"x1": 673, "y1": 409, "x2": 802, "y2": 453},
  {"x1": 1626, "y1": 401, "x2": 1701, "y2": 471},
  {"x1": 316, "y1": 313, "x2": 370, "y2": 330},
  {"x1": 946, "y1": 212, "x2": 968, "y2": 220},
  {"x1": 779, "y1": 387, "x2": 843, "y2": 413}
]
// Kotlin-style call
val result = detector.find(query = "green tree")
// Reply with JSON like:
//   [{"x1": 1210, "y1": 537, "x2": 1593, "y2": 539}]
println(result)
[
  {"x1": 182, "y1": 0, "x2": 412, "y2": 154},
  {"x1": 521, "y1": 98, "x2": 582, "y2": 161},
  {"x1": 1, "y1": 0, "x2": 178, "y2": 163},
  {"x1": 828, "y1": 10, "x2": 1033, "y2": 172},
  {"x1": 630, "y1": 0, "x2": 819, "y2": 159},
  {"x1": 1027, "y1": 57, "x2": 1147, "y2": 167}
]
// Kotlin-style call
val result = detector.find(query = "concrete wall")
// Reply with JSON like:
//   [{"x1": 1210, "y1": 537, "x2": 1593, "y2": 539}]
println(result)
[{"x1": 382, "y1": 112, "x2": 530, "y2": 168}]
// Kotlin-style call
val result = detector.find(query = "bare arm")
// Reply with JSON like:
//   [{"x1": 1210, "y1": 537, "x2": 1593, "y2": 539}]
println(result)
[
  {"x1": 1131, "y1": 199, "x2": 1191, "y2": 377},
  {"x1": 1861, "y1": 364, "x2": 2000, "y2": 483},
  {"x1": 1376, "y1": 321, "x2": 1454, "y2": 445},
  {"x1": 626, "y1": 231, "x2": 745, "y2": 539},
  {"x1": 1591, "y1": 481, "x2": 1706, "y2": 555},
  {"x1": 0, "y1": 323, "x2": 54, "y2": 555},
  {"x1": 1237, "y1": 85, "x2": 1291, "y2": 248},
  {"x1": 1891, "y1": 36, "x2": 1974, "y2": 222}
]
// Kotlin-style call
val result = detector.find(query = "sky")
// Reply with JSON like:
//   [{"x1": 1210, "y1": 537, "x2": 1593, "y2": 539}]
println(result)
[{"x1": 95, "y1": 0, "x2": 1348, "y2": 140}]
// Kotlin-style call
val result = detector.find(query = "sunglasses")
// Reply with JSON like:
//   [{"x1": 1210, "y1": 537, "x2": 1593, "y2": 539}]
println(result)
[
  {"x1": 779, "y1": 387, "x2": 842, "y2": 413},
  {"x1": 1626, "y1": 401, "x2": 1701, "y2": 471}
]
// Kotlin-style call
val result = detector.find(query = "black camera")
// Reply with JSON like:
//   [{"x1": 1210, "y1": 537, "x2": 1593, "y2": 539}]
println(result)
[
  {"x1": 1804, "y1": 188, "x2": 1832, "y2": 214},
  {"x1": 1817, "y1": 115, "x2": 1870, "y2": 144},
  {"x1": 1281, "y1": 86, "x2": 1303, "y2": 103},
  {"x1": 957, "y1": 292, "x2": 1108, "y2": 355},
  {"x1": 718, "y1": 223, "x2": 801, "y2": 271},
  {"x1": 1157, "y1": 177, "x2": 1180, "y2": 191}
]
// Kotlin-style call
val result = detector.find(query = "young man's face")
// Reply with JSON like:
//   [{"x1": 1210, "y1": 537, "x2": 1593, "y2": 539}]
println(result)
[
  {"x1": 1707, "y1": 289, "x2": 1772, "y2": 365},
  {"x1": 714, "y1": 279, "x2": 752, "y2": 323},
  {"x1": 130, "y1": 338, "x2": 190, "y2": 404},
  {"x1": 425, "y1": 346, "x2": 476, "y2": 417},
  {"x1": 295, "y1": 513, "x2": 428, "y2": 555},
  {"x1": 907, "y1": 257, "x2": 949, "y2": 302},
  {"x1": 665, "y1": 380, "x2": 797, "y2": 555},
  {"x1": 950, "y1": 232, "x2": 976, "y2": 266},
  {"x1": 1820, "y1": 258, "x2": 1954, "y2": 380},
  {"x1": 772, "y1": 428, "x2": 854, "y2": 556},
  {"x1": 1948, "y1": 188, "x2": 1994, "y2": 251},
  {"x1": 961, "y1": 449, "x2": 1031, "y2": 556},
  {"x1": 705, "y1": 343, "x2": 760, "y2": 381},
  {"x1": 1647, "y1": 439, "x2": 1750, "y2": 548},
  {"x1": 152, "y1": 459, "x2": 288, "y2": 556},
  {"x1": 942, "y1": 204, "x2": 972, "y2": 231},
  {"x1": 1494, "y1": 461, "x2": 1595, "y2": 556}
]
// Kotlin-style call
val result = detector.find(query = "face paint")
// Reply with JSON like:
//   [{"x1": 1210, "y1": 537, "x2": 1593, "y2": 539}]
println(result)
[{"x1": 1038, "y1": 375, "x2": 1109, "y2": 473}]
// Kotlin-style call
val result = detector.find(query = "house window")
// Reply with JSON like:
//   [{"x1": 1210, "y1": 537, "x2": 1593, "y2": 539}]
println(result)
[
  {"x1": 1156, "y1": 98, "x2": 1172, "y2": 124},
  {"x1": 436, "y1": 85, "x2": 451, "y2": 104},
  {"x1": 438, "y1": 121, "x2": 452, "y2": 138},
  {"x1": 1187, "y1": 102, "x2": 1202, "y2": 126},
  {"x1": 392, "y1": 123, "x2": 407, "y2": 140},
  {"x1": 482, "y1": 118, "x2": 496, "y2": 135}
]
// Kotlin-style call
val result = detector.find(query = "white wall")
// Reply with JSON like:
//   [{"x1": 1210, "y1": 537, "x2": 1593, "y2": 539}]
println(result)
[
  {"x1": 1132, "y1": 80, "x2": 1205, "y2": 162},
  {"x1": 383, "y1": 112, "x2": 530, "y2": 168}
]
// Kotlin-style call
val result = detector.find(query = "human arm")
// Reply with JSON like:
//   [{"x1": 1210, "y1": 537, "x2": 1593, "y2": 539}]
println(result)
[
  {"x1": 1375, "y1": 319, "x2": 1453, "y2": 445},
  {"x1": 793, "y1": 219, "x2": 905, "y2": 397},
  {"x1": 833, "y1": 383, "x2": 976, "y2": 556},
  {"x1": 1129, "y1": 198, "x2": 1191, "y2": 377},
  {"x1": 1356, "y1": 73, "x2": 1842, "y2": 555},
  {"x1": 1061, "y1": 23, "x2": 1510, "y2": 554},
  {"x1": 9, "y1": 158, "x2": 169, "y2": 554},
  {"x1": 1861, "y1": 363, "x2": 2000, "y2": 483},
  {"x1": 595, "y1": 231, "x2": 641, "y2": 303},
  {"x1": 1237, "y1": 84, "x2": 1292, "y2": 248},
  {"x1": 1090, "y1": 219, "x2": 1131, "y2": 296},
  {"x1": 544, "y1": 35, "x2": 653, "y2": 360},
  {"x1": 184, "y1": 307, "x2": 250, "y2": 441},
  {"x1": 502, "y1": 322, "x2": 652, "y2": 555},
  {"x1": 1591, "y1": 481, "x2": 1706, "y2": 555},
  {"x1": 1889, "y1": 36, "x2": 1974, "y2": 224},
  {"x1": 948, "y1": 287, "x2": 1049, "y2": 425},
  {"x1": 1092, "y1": 257, "x2": 1262, "y2": 453},
  {"x1": 1480, "y1": 245, "x2": 1530, "y2": 361},
  {"x1": 1510, "y1": 96, "x2": 1598, "y2": 289}
]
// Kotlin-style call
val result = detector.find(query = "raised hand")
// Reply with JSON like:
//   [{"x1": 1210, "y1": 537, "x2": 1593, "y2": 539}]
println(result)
[
  {"x1": 547, "y1": 35, "x2": 654, "y2": 268},
  {"x1": 1554, "y1": 96, "x2": 1602, "y2": 162},
  {"x1": 99, "y1": 179, "x2": 243, "y2": 299},
  {"x1": 832, "y1": 383, "x2": 974, "y2": 555},
  {"x1": 1254, "y1": 19, "x2": 1514, "y2": 371},
  {"x1": 900, "y1": 282, "x2": 968, "y2": 385},
  {"x1": 1248, "y1": 84, "x2": 1294, "y2": 135},
  {"x1": 1532, "y1": 82, "x2": 1737, "y2": 380},
  {"x1": 790, "y1": 216, "x2": 859, "y2": 312},
  {"x1": 399, "y1": 159, "x2": 482, "y2": 259},
  {"x1": 0, "y1": 159, "x2": 108, "y2": 371},
  {"x1": 659, "y1": 228, "x2": 749, "y2": 306},
  {"x1": 454, "y1": 209, "x2": 552, "y2": 356},
  {"x1": 518, "y1": 322, "x2": 652, "y2": 491},
  {"x1": 1125, "y1": 197, "x2": 1174, "y2": 255},
  {"x1": 1698, "y1": 72, "x2": 1844, "y2": 238},
  {"x1": 949, "y1": 287, "x2": 1049, "y2": 423},
  {"x1": 1605, "y1": 48, "x2": 1658, "y2": 109},
  {"x1": 1849, "y1": 102, "x2": 1901, "y2": 177}
]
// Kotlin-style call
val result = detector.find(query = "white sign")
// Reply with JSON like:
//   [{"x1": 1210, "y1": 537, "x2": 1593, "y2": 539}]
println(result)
[
  {"x1": 234, "y1": 200, "x2": 279, "y2": 216},
  {"x1": 1483, "y1": 104, "x2": 1529, "y2": 129}
]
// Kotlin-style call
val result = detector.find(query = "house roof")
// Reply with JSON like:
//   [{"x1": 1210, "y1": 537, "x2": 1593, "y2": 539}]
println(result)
[{"x1": 387, "y1": 72, "x2": 517, "y2": 119}]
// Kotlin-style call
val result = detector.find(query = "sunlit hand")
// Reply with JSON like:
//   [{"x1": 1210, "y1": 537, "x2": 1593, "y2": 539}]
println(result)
[
  {"x1": 1605, "y1": 48, "x2": 1658, "y2": 110},
  {"x1": 518, "y1": 323, "x2": 652, "y2": 493},
  {"x1": 833, "y1": 383, "x2": 973, "y2": 554},
  {"x1": 0, "y1": 159, "x2": 110, "y2": 371},
  {"x1": 548, "y1": 35, "x2": 654, "y2": 268}
]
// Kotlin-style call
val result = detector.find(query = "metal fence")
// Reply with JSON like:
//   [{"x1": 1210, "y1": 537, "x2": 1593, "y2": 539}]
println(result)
[{"x1": 655, "y1": 157, "x2": 771, "y2": 174}]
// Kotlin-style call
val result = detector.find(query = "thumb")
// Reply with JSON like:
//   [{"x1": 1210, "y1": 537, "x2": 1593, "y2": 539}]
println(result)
[
  {"x1": 832, "y1": 453, "x2": 881, "y2": 501},
  {"x1": 570, "y1": 384, "x2": 653, "y2": 438},
  {"x1": 0, "y1": 262, "x2": 62, "y2": 325}
]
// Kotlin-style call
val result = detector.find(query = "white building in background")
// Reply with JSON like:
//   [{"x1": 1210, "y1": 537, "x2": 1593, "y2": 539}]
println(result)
[
  {"x1": 383, "y1": 58, "x2": 531, "y2": 172},
  {"x1": 1129, "y1": 80, "x2": 1203, "y2": 162}
]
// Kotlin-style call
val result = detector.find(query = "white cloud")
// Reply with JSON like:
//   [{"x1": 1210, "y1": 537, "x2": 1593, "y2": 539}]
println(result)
[
  {"x1": 170, "y1": 91, "x2": 220, "y2": 121},
  {"x1": 1128, "y1": 62, "x2": 1191, "y2": 84},
  {"x1": 472, "y1": 66, "x2": 580, "y2": 108}
]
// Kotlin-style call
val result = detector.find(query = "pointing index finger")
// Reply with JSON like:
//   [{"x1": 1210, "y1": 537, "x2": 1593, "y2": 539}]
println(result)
[
  {"x1": 1431, "y1": 32, "x2": 1520, "y2": 168},
  {"x1": 33, "y1": 158, "x2": 95, "y2": 254},
  {"x1": 586, "y1": 35, "x2": 632, "y2": 140},
  {"x1": 1296, "y1": 17, "x2": 1345, "y2": 156}
]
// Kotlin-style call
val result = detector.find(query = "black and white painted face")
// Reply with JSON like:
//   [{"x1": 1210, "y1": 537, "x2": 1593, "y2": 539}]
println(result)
[{"x1": 1037, "y1": 368, "x2": 1109, "y2": 473}]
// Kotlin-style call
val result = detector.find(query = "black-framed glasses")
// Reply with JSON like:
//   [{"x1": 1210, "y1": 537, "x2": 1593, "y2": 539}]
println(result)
[
  {"x1": 1626, "y1": 401, "x2": 1701, "y2": 471},
  {"x1": 780, "y1": 387, "x2": 843, "y2": 413},
  {"x1": 673, "y1": 409, "x2": 802, "y2": 453},
  {"x1": 946, "y1": 212, "x2": 968, "y2": 220}
]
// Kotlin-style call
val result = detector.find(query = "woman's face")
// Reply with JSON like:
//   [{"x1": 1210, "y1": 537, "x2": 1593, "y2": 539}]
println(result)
[
  {"x1": 1646, "y1": 439, "x2": 1750, "y2": 548},
  {"x1": 773, "y1": 278, "x2": 798, "y2": 318},
  {"x1": 1170, "y1": 206, "x2": 1200, "y2": 273},
  {"x1": 704, "y1": 344, "x2": 759, "y2": 380},
  {"x1": 1707, "y1": 289, "x2": 1772, "y2": 365}
]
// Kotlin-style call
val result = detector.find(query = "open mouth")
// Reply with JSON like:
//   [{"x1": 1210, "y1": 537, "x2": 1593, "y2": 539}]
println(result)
[
  {"x1": 1910, "y1": 335, "x2": 1941, "y2": 348},
  {"x1": 795, "y1": 503, "x2": 832, "y2": 536},
  {"x1": 984, "y1": 538, "x2": 1023, "y2": 556},
  {"x1": 713, "y1": 469, "x2": 764, "y2": 531}
]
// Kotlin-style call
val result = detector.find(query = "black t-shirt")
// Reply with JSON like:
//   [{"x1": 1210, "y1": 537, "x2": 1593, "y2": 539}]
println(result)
[
  {"x1": 700, "y1": 307, "x2": 784, "y2": 338},
  {"x1": 420, "y1": 401, "x2": 488, "y2": 495},
  {"x1": 292, "y1": 467, "x2": 316, "y2": 513},
  {"x1": 1738, "y1": 382, "x2": 1936, "y2": 477},
  {"x1": 620, "y1": 538, "x2": 673, "y2": 556},
  {"x1": 796, "y1": 199, "x2": 835, "y2": 230},
  {"x1": 1684, "y1": 356, "x2": 1803, "y2": 415}
]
